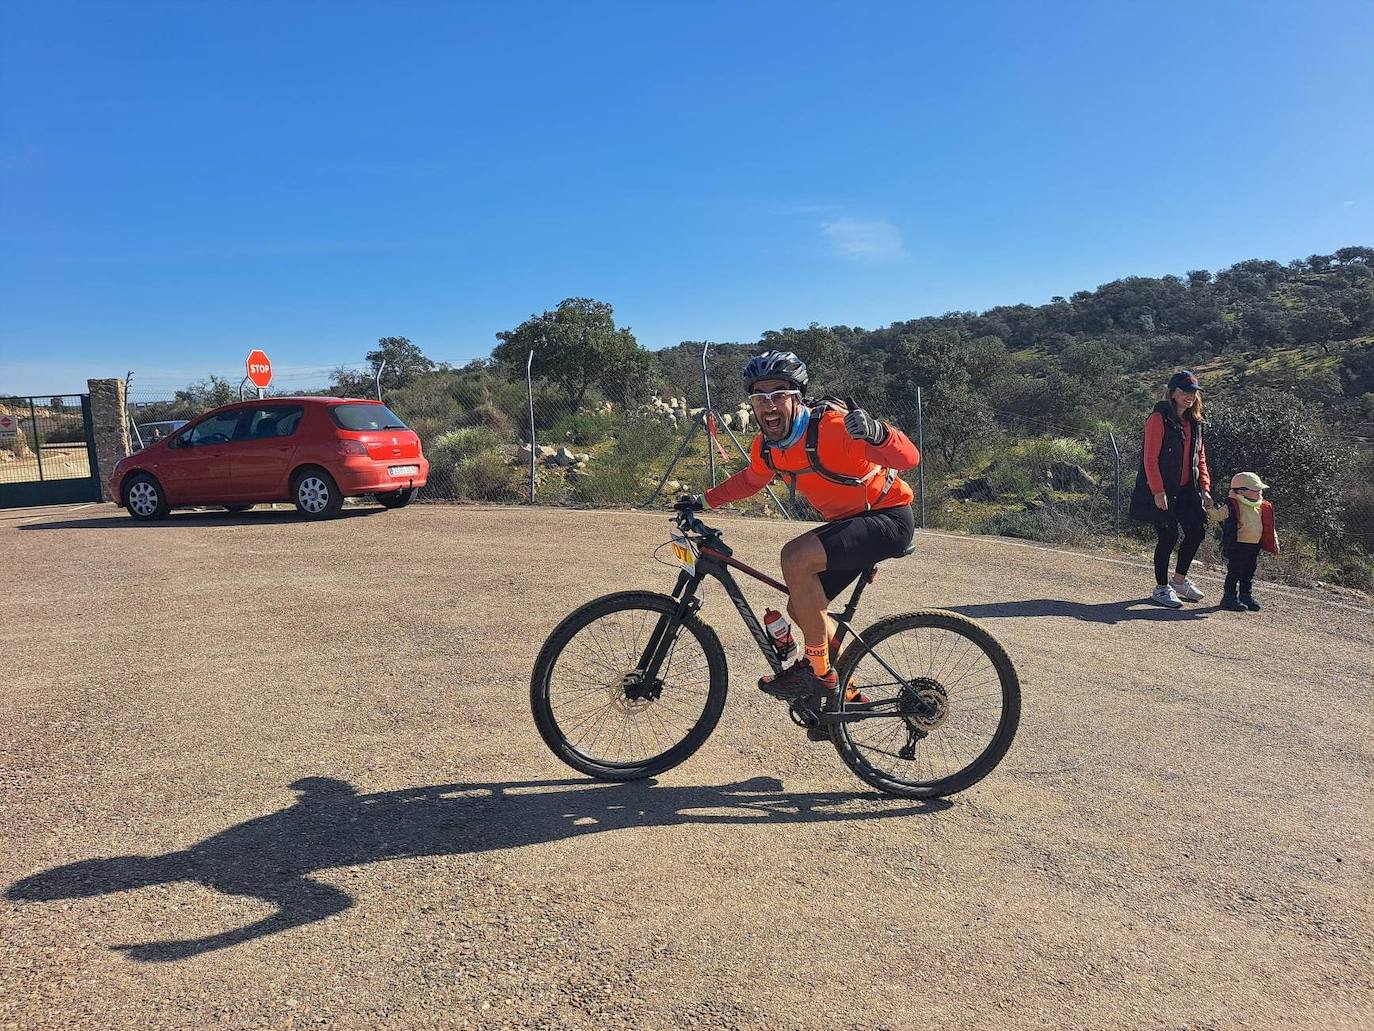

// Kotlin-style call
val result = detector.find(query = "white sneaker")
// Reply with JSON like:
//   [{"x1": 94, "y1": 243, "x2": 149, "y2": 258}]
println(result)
[
  {"x1": 1151, "y1": 585, "x2": 1183, "y2": 609},
  {"x1": 1171, "y1": 577, "x2": 1205, "y2": 602}
]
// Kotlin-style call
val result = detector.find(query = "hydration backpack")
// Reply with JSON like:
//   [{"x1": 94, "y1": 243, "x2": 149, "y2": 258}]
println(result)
[{"x1": 757, "y1": 398, "x2": 897, "y2": 507}]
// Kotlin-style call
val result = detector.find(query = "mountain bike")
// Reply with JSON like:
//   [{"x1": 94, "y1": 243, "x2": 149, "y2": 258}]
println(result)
[{"x1": 530, "y1": 505, "x2": 1021, "y2": 799}]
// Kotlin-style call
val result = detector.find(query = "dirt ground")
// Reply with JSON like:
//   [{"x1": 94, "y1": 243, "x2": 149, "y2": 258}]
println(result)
[{"x1": 1, "y1": 502, "x2": 1370, "y2": 1031}]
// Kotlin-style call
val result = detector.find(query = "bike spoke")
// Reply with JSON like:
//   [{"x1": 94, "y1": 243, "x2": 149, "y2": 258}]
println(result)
[
  {"x1": 838, "y1": 617, "x2": 1011, "y2": 790},
  {"x1": 547, "y1": 605, "x2": 715, "y2": 767}
]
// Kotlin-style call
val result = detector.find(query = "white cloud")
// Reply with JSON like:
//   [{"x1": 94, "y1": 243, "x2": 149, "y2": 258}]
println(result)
[{"x1": 820, "y1": 217, "x2": 907, "y2": 262}]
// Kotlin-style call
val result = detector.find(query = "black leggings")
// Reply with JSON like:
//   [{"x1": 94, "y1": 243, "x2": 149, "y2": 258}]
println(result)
[
  {"x1": 1153, "y1": 488, "x2": 1206, "y2": 586},
  {"x1": 1224, "y1": 543, "x2": 1261, "y2": 598}
]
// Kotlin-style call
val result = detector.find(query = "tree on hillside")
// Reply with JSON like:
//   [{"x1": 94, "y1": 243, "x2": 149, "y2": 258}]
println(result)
[
  {"x1": 367, "y1": 337, "x2": 436, "y2": 388},
  {"x1": 1291, "y1": 306, "x2": 1351, "y2": 352},
  {"x1": 1205, "y1": 389, "x2": 1353, "y2": 544},
  {"x1": 1334, "y1": 246, "x2": 1374, "y2": 265},
  {"x1": 922, "y1": 374, "x2": 997, "y2": 467},
  {"x1": 493, "y1": 298, "x2": 648, "y2": 408},
  {"x1": 1339, "y1": 344, "x2": 1374, "y2": 397}
]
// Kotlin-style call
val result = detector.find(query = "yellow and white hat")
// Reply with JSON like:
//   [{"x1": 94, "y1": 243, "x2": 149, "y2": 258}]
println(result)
[{"x1": 1229, "y1": 471, "x2": 1268, "y2": 490}]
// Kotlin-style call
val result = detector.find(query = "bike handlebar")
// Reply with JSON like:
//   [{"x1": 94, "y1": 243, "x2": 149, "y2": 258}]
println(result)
[{"x1": 674, "y1": 506, "x2": 723, "y2": 544}]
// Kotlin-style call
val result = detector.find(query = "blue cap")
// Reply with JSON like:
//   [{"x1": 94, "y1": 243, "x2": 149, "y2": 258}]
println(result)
[{"x1": 1168, "y1": 370, "x2": 1199, "y2": 392}]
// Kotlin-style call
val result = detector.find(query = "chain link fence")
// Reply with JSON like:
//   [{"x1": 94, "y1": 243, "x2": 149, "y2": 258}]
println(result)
[
  {"x1": 112, "y1": 351, "x2": 1373, "y2": 593},
  {"x1": 0, "y1": 394, "x2": 93, "y2": 485}
]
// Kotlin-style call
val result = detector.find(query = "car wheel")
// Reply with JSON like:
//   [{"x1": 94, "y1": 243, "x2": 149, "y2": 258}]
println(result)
[
  {"x1": 123, "y1": 474, "x2": 169, "y2": 521},
  {"x1": 375, "y1": 487, "x2": 418, "y2": 509},
  {"x1": 224, "y1": 504, "x2": 253, "y2": 513},
  {"x1": 292, "y1": 468, "x2": 344, "y2": 520}
]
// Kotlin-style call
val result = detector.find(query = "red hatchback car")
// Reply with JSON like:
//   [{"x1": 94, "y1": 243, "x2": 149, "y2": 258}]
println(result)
[{"x1": 111, "y1": 398, "x2": 429, "y2": 520}]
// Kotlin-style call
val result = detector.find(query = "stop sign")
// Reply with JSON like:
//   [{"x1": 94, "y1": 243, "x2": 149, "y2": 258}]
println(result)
[{"x1": 246, "y1": 349, "x2": 273, "y2": 389}]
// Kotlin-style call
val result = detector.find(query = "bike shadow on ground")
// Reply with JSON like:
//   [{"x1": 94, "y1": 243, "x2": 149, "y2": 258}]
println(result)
[
  {"x1": 949, "y1": 598, "x2": 1212, "y2": 624},
  {"x1": 17, "y1": 508, "x2": 380, "y2": 531},
  {"x1": 7, "y1": 775, "x2": 949, "y2": 962}
]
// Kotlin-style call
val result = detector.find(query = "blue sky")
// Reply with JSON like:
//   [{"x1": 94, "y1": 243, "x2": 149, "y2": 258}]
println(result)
[{"x1": 2, "y1": 0, "x2": 1371, "y2": 395}]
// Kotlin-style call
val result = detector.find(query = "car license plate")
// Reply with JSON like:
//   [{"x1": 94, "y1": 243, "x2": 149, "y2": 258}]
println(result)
[
  {"x1": 388, "y1": 465, "x2": 419, "y2": 476},
  {"x1": 668, "y1": 532, "x2": 697, "y2": 574}
]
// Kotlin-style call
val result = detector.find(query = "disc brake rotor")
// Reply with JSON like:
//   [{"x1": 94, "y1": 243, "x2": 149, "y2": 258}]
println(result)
[{"x1": 612, "y1": 672, "x2": 657, "y2": 713}]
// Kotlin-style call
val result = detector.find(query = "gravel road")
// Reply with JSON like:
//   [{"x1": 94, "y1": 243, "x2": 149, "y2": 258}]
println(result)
[{"x1": 2, "y1": 502, "x2": 1370, "y2": 1030}]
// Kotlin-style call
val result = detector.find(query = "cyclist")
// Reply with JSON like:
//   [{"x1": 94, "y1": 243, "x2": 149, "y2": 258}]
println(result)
[{"x1": 678, "y1": 350, "x2": 920, "y2": 700}]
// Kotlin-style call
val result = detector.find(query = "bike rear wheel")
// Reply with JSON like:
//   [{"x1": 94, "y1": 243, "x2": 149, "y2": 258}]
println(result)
[
  {"x1": 531, "y1": 591, "x2": 728, "y2": 780},
  {"x1": 830, "y1": 609, "x2": 1020, "y2": 799}
]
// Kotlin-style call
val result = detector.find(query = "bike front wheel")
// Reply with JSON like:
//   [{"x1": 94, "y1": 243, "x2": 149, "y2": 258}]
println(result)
[
  {"x1": 530, "y1": 591, "x2": 729, "y2": 780},
  {"x1": 831, "y1": 609, "x2": 1020, "y2": 799}
]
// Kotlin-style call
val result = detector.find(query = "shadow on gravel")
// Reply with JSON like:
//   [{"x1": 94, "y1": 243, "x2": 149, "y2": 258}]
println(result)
[
  {"x1": 7, "y1": 775, "x2": 948, "y2": 962},
  {"x1": 949, "y1": 598, "x2": 1211, "y2": 624},
  {"x1": 17, "y1": 508, "x2": 380, "y2": 530}
]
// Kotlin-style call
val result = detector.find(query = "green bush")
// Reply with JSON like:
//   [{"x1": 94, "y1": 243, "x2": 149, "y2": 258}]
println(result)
[
  {"x1": 987, "y1": 436, "x2": 1095, "y2": 496},
  {"x1": 612, "y1": 412, "x2": 681, "y2": 469},
  {"x1": 545, "y1": 409, "x2": 620, "y2": 447},
  {"x1": 567, "y1": 464, "x2": 645, "y2": 506},
  {"x1": 424, "y1": 427, "x2": 521, "y2": 502}
]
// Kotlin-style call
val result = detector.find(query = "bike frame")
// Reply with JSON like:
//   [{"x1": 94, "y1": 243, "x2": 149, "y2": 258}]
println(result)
[{"x1": 634, "y1": 514, "x2": 916, "y2": 725}]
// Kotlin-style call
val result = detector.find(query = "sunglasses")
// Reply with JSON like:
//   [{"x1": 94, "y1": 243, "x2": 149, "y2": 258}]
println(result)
[{"x1": 748, "y1": 389, "x2": 802, "y2": 406}]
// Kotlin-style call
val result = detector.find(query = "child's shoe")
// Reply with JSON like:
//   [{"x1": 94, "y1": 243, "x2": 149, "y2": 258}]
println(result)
[
  {"x1": 1239, "y1": 594, "x2": 1262, "y2": 611},
  {"x1": 1220, "y1": 596, "x2": 1247, "y2": 612}
]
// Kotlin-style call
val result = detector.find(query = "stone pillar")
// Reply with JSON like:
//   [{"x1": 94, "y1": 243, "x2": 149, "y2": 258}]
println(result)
[{"x1": 87, "y1": 378, "x2": 131, "y2": 502}]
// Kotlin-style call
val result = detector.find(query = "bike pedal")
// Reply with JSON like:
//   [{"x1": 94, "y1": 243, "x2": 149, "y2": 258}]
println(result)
[{"x1": 805, "y1": 726, "x2": 830, "y2": 743}]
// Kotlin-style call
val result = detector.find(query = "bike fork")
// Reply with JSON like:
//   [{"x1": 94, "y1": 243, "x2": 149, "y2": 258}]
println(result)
[{"x1": 635, "y1": 572, "x2": 702, "y2": 681}]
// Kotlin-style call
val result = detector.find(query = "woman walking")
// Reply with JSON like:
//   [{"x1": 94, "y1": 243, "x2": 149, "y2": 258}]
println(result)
[{"x1": 1129, "y1": 370, "x2": 1212, "y2": 608}]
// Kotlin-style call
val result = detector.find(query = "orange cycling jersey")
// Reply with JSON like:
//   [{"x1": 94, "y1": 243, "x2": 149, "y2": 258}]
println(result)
[{"x1": 704, "y1": 409, "x2": 919, "y2": 521}]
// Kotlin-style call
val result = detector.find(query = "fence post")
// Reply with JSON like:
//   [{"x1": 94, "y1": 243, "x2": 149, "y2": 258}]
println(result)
[
  {"x1": 915, "y1": 386, "x2": 925, "y2": 529},
  {"x1": 700, "y1": 342, "x2": 716, "y2": 487},
  {"x1": 1108, "y1": 430, "x2": 1121, "y2": 535},
  {"x1": 526, "y1": 350, "x2": 536, "y2": 504},
  {"x1": 28, "y1": 397, "x2": 44, "y2": 482},
  {"x1": 375, "y1": 360, "x2": 387, "y2": 402}
]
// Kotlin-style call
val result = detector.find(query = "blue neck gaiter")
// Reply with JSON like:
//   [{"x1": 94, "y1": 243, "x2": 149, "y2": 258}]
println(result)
[{"x1": 775, "y1": 404, "x2": 810, "y2": 449}]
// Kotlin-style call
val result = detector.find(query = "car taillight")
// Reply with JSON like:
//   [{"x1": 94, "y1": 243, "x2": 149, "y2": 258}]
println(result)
[{"x1": 339, "y1": 440, "x2": 368, "y2": 456}]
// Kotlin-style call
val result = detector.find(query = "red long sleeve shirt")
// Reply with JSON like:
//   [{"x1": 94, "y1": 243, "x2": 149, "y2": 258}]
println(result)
[
  {"x1": 705, "y1": 410, "x2": 919, "y2": 521},
  {"x1": 1142, "y1": 411, "x2": 1210, "y2": 495}
]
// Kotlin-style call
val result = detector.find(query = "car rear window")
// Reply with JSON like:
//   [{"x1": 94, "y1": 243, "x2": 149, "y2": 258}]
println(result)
[{"x1": 330, "y1": 404, "x2": 410, "y2": 431}]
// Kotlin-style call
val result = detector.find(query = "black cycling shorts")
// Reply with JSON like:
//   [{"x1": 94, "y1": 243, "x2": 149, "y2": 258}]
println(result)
[{"x1": 813, "y1": 503, "x2": 916, "y2": 600}]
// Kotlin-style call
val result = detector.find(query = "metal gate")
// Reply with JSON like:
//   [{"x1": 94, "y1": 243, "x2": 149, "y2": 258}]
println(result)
[{"x1": 0, "y1": 395, "x2": 103, "y2": 508}]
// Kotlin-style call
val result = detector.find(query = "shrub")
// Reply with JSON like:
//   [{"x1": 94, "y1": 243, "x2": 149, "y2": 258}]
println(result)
[
  {"x1": 987, "y1": 436, "x2": 1096, "y2": 496},
  {"x1": 544, "y1": 409, "x2": 620, "y2": 447},
  {"x1": 424, "y1": 427, "x2": 521, "y2": 502}
]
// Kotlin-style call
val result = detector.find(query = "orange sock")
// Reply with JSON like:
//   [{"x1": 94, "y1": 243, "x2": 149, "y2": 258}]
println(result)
[{"x1": 805, "y1": 643, "x2": 830, "y2": 677}]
